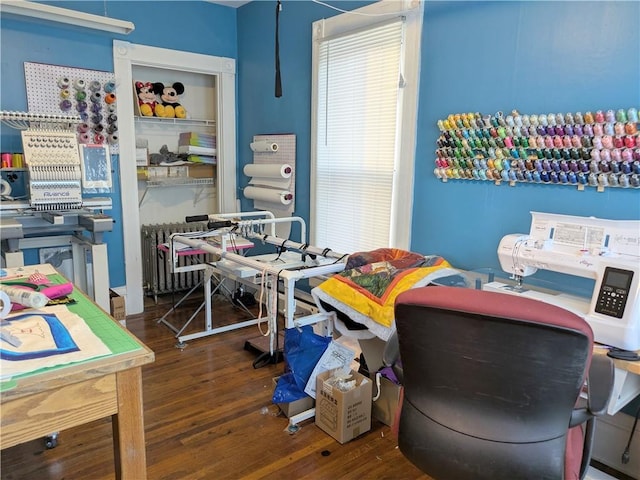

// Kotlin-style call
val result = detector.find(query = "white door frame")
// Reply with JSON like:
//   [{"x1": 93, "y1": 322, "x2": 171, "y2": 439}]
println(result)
[{"x1": 113, "y1": 40, "x2": 237, "y2": 314}]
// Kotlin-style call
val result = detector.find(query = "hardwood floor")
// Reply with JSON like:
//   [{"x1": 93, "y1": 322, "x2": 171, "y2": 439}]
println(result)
[{"x1": 1, "y1": 292, "x2": 430, "y2": 480}]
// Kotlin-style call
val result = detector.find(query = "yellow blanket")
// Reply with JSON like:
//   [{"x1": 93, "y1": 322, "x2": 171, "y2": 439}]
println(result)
[{"x1": 313, "y1": 249, "x2": 452, "y2": 338}]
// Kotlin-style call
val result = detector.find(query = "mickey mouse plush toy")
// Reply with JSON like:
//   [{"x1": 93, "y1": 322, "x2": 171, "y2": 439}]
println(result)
[
  {"x1": 135, "y1": 81, "x2": 164, "y2": 117},
  {"x1": 153, "y1": 82, "x2": 186, "y2": 118}
]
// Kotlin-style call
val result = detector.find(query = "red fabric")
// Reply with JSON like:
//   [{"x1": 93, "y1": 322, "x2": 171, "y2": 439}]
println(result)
[
  {"x1": 396, "y1": 286, "x2": 593, "y2": 343},
  {"x1": 565, "y1": 425, "x2": 584, "y2": 480}
]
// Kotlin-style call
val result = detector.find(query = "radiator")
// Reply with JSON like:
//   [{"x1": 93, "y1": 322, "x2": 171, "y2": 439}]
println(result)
[{"x1": 141, "y1": 222, "x2": 210, "y2": 297}]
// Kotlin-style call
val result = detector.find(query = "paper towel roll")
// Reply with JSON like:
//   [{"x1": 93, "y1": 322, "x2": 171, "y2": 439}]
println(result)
[
  {"x1": 243, "y1": 163, "x2": 292, "y2": 179},
  {"x1": 243, "y1": 186, "x2": 292, "y2": 205},
  {"x1": 250, "y1": 140, "x2": 279, "y2": 153}
]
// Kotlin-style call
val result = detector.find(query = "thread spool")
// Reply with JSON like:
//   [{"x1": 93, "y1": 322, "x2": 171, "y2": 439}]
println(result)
[{"x1": 1, "y1": 152, "x2": 12, "y2": 168}]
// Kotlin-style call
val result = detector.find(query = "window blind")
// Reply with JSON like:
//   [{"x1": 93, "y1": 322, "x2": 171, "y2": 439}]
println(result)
[{"x1": 313, "y1": 19, "x2": 404, "y2": 254}]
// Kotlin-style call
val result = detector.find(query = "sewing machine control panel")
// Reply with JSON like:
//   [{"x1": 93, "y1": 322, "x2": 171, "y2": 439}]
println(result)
[
  {"x1": 595, "y1": 267, "x2": 634, "y2": 319},
  {"x1": 21, "y1": 129, "x2": 82, "y2": 210}
]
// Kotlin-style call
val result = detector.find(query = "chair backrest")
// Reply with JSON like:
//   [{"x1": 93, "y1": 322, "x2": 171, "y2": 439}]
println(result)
[{"x1": 394, "y1": 285, "x2": 594, "y2": 480}]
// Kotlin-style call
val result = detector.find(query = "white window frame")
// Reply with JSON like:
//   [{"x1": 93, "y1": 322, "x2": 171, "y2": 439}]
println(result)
[{"x1": 310, "y1": 0, "x2": 424, "y2": 252}]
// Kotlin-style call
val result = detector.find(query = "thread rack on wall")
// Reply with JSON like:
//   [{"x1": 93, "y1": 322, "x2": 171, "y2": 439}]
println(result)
[{"x1": 434, "y1": 108, "x2": 640, "y2": 191}]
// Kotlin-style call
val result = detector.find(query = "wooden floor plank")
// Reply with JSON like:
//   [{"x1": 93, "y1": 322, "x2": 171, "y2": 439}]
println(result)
[{"x1": 1, "y1": 293, "x2": 429, "y2": 480}]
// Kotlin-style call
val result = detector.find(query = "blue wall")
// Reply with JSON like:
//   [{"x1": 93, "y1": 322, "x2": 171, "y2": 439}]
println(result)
[
  {"x1": 237, "y1": 0, "x2": 640, "y2": 291},
  {"x1": 0, "y1": 1, "x2": 237, "y2": 286},
  {"x1": 2, "y1": 0, "x2": 639, "y2": 290},
  {"x1": 414, "y1": 1, "x2": 640, "y2": 275}
]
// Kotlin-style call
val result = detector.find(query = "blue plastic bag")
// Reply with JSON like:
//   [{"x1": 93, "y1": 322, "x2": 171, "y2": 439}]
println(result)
[{"x1": 272, "y1": 326, "x2": 331, "y2": 403}]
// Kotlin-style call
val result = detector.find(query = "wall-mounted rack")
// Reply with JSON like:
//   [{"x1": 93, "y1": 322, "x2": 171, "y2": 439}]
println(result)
[
  {"x1": 434, "y1": 108, "x2": 640, "y2": 191},
  {"x1": 0, "y1": 111, "x2": 81, "y2": 130}
]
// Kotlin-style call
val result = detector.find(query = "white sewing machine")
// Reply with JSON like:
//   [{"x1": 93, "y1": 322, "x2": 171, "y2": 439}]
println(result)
[{"x1": 483, "y1": 211, "x2": 640, "y2": 351}]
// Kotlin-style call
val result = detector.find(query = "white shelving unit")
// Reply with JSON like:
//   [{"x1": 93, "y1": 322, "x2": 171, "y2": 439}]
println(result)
[{"x1": 113, "y1": 40, "x2": 237, "y2": 314}]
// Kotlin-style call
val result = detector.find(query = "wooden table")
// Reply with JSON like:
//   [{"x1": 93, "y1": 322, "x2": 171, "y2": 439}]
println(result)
[
  {"x1": 0, "y1": 264, "x2": 155, "y2": 479},
  {"x1": 592, "y1": 346, "x2": 640, "y2": 415}
]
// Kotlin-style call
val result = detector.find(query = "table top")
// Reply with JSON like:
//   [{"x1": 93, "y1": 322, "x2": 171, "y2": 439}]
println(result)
[
  {"x1": 593, "y1": 346, "x2": 640, "y2": 375},
  {"x1": 0, "y1": 264, "x2": 154, "y2": 401}
]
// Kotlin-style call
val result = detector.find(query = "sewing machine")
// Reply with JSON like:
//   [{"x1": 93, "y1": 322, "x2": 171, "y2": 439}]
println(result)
[{"x1": 484, "y1": 211, "x2": 640, "y2": 351}]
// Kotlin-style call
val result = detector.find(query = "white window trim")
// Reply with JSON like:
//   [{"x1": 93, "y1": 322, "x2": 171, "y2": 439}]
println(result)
[{"x1": 310, "y1": 0, "x2": 424, "y2": 251}]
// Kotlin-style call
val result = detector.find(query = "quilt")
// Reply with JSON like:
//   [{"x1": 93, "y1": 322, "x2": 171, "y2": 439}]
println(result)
[{"x1": 312, "y1": 249, "x2": 459, "y2": 340}]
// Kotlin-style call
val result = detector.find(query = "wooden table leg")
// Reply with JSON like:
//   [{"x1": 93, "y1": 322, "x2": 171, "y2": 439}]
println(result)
[{"x1": 112, "y1": 368, "x2": 147, "y2": 480}]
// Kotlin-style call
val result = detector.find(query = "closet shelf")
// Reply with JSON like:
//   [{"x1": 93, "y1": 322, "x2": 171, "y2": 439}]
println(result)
[
  {"x1": 144, "y1": 177, "x2": 214, "y2": 187},
  {"x1": 138, "y1": 177, "x2": 215, "y2": 207},
  {"x1": 134, "y1": 116, "x2": 216, "y2": 128}
]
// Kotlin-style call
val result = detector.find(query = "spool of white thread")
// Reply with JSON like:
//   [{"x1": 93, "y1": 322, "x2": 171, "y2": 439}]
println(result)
[{"x1": 0, "y1": 291, "x2": 11, "y2": 318}]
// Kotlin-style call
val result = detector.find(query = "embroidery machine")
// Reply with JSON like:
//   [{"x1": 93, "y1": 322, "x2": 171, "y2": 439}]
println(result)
[
  {"x1": 0, "y1": 112, "x2": 114, "y2": 311},
  {"x1": 484, "y1": 211, "x2": 640, "y2": 352}
]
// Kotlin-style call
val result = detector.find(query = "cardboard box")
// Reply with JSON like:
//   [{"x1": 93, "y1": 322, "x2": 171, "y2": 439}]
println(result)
[
  {"x1": 136, "y1": 147, "x2": 149, "y2": 167},
  {"x1": 148, "y1": 166, "x2": 168, "y2": 178},
  {"x1": 358, "y1": 337, "x2": 387, "y2": 376},
  {"x1": 188, "y1": 164, "x2": 215, "y2": 178},
  {"x1": 109, "y1": 289, "x2": 126, "y2": 321},
  {"x1": 315, "y1": 369, "x2": 372, "y2": 444},
  {"x1": 372, "y1": 376, "x2": 403, "y2": 427},
  {"x1": 272, "y1": 377, "x2": 315, "y2": 418},
  {"x1": 168, "y1": 165, "x2": 188, "y2": 177}
]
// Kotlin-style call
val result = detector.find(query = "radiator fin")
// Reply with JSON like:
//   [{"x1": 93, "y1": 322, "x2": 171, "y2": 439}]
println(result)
[{"x1": 141, "y1": 222, "x2": 211, "y2": 297}]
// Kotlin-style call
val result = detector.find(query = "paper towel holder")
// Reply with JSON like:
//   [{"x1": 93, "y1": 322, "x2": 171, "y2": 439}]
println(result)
[{"x1": 250, "y1": 140, "x2": 279, "y2": 153}]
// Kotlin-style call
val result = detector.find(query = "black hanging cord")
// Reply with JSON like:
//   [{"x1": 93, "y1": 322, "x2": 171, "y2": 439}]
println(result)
[
  {"x1": 621, "y1": 403, "x2": 640, "y2": 464},
  {"x1": 275, "y1": 0, "x2": 282, "y2": 98}
]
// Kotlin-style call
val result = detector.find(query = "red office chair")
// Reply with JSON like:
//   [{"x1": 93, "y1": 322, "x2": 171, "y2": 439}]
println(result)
[{"x1": 385, "y1": 286, "x2": 614, "y2": 480}]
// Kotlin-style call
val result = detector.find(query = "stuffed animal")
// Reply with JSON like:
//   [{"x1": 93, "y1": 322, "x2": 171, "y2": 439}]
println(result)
[
  {"x1": 153, "y1": 82, "x2": 186, "y2": 119},
  {"x1": 135, "y1": 81, "x2": 164, "y2": 117}
]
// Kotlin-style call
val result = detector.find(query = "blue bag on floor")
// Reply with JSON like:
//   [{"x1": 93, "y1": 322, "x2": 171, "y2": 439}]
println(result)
[{"x1": 272, "y1": 326, "x2": 331, "y2": 403}]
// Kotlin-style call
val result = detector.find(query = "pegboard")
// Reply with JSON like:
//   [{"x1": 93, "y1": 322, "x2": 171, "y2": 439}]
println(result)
[
  {"x1": 24, "y1": 62, "x2": 119, "y2": 153},
  {"x1": 246, "y1": 133, "x2": 296, "y2": 214},
  {"x1": 244, "y1": 133, "x2": 296, "y2": 239}
]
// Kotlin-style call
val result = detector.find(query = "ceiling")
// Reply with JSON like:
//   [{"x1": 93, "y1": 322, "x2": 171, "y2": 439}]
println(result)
[{"x1": 207, "y1": 1, "x2": 251, "y2": 7}]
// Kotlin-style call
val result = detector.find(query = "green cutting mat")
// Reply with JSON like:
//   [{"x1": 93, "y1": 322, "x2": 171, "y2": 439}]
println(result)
[{"x1": 1, "y1": 273, "x2": 143, "y2": 392}]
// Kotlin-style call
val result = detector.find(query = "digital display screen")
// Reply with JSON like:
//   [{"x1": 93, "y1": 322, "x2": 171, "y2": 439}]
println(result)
[
  {"x1": 80, "y1": 144, "x2": 112, "y2": 189},
  {"x1": 604, "y1": 269, "x2": 632, "y2": 289}
]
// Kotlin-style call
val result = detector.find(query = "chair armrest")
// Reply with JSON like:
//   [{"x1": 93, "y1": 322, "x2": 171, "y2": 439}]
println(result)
[
  {"x1": 569, "y1": 354, "x2": 614, "y2": 427},
  {"x1": 586, "y1": 353, "x2": 614, "y2": 415}
]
